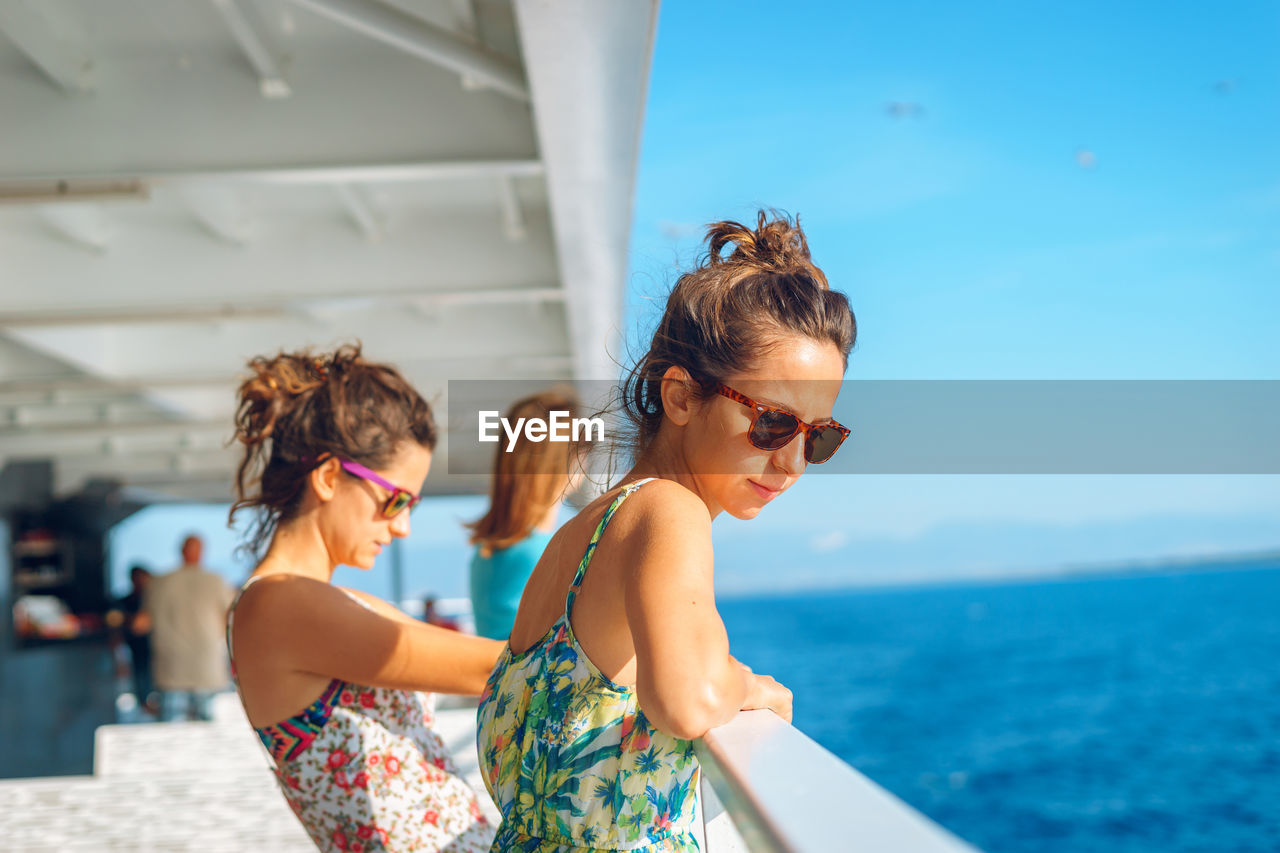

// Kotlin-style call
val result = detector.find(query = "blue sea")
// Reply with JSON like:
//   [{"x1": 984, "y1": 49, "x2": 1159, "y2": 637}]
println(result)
[{"x1": 719, "y1": 563, "x2": 1280, "y2": 853}]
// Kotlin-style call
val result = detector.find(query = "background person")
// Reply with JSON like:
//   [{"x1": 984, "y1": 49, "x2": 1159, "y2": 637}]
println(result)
[
  {"x1": 422, "y1": 595, "x2": 460, "y2": 631},
  {"x1": 226, "y1": 344, "x2": 501, "y2": 852},
  {"x1": 111, "y1": 564, "x2": 156, "y2": 715},
  {"x1": 144, "y1": 535, "x2": 233, "y2": 722},
  {"x1": 466, "y1": 389, "x2": 585, "y2": 641}
]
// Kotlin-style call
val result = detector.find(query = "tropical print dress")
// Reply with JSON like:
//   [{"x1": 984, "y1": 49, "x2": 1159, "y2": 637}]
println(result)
[
  {"x1": 476, "y1": 479, "x2": 701, "y2": 852},
  {"x1": 227, "y1": 579, "x2": 494, "y2": 852}
]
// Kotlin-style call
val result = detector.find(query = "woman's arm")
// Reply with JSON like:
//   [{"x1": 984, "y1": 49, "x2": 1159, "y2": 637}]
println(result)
[
  {"x1": 236, "y1": 575, "x2": 504, "y2": 695},
  {"x1": 339, "y1": 586, "x2": 432, "y2": 626},
  {"x1": 621, "y1": 481, "x2": 791, "y2": 739}
]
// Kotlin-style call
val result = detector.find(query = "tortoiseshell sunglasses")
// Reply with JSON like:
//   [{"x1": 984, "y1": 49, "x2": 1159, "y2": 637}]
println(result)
[
  {"x1": 339, "y1": 459, "x2": 422, "y2": 518},
  {"x1": 716, "y1": 384, "x2": 850, "y2": 464}
]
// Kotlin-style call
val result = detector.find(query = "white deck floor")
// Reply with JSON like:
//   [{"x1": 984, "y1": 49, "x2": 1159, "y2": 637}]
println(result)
[{"x1": 0, "y1": 692, "x2": 499, "y2": 852}]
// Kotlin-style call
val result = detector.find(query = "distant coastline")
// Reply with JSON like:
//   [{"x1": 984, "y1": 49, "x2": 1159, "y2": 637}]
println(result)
[
  {"x1": 719, "y1": 546, "x2": 1280, "y2": 600},
  {"x1": 1053, "y1": 546, "x2": 1280, "y2": 581}
]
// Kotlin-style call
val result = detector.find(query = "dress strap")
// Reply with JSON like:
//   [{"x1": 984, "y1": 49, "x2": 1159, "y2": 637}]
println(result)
[
  {"x1": 564, "y1": 478, "x2": 657, "y2": 619},
  {"x1": 225, "y1": 574, "x2": 264, "y2": 668},
  {"x1": 337, "y1": 587, "x2": 379, "y2": 613}
]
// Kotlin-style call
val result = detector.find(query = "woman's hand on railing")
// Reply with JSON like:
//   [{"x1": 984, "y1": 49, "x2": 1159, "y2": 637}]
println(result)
[{"x1": 737, "y1": 663, "x2": 793, "y2": 723}]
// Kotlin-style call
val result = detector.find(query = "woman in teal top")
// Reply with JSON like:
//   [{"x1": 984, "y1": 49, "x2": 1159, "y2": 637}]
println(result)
[
  {"x1": 477, "y1": 212, "x2": 856, "y2": 851},
  {"x1": 470, "y1": 529, "x2": 553, "y2": 640},
  {"x1": 467, "y1": 390, "x2": 585, "y2": 641}
]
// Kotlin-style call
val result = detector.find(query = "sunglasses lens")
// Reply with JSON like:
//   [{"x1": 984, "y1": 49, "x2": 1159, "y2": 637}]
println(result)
[
  {"x1": 805, "y1": 426, "x2": 846, "y2": 464},
  {"x1": 749, "y1": 410, "x2": 801, "y2": 450},
  {"x1": 384, "y1": 492, "x2": 413, "y2": 518}
]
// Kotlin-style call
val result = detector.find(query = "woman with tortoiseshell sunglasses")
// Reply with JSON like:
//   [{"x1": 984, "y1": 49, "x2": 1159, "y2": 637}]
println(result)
[{"x1": 477, "y1": 210, "x2": 856, "y2": 852}]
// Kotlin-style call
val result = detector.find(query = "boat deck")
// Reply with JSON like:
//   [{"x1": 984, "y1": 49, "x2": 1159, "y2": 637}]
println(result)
[
  {"x1": 0, "y1": 688, "x2": 978, "y2": 852},
  {"x1": 0, "y1": 692, "x2": 499, "y2": 852}
]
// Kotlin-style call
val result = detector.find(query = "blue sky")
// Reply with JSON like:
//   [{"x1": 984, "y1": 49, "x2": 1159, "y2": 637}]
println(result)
[
  {"x1": 626, "y1": 0, "x2": 1280, "y2": 590},
  {"x1": 110, "y1": 1, "x2": 1279, "y2": 599},
  {"x1": 627, "y1": 1, "x2": 1279, "y2": 380}
]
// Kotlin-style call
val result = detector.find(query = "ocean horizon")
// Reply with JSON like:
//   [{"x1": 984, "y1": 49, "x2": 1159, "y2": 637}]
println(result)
[
  {"x1": 720, "y1": 560, "x2": 1280, "y2": 853},
  {"x1": 714, "y1": 549, "x2": 1280, "y2": 600}
]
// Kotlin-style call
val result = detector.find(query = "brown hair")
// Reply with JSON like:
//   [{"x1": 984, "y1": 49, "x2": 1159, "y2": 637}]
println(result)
[
  {"x1": 229, "y1": 343, "x2": 437, "y2": 556},
  {"x1": 465, "y1": 389, "x2": 585, "y2": 556},
  {"x1": 621, "y1": 210, "x2": 856, "y2": 453}
]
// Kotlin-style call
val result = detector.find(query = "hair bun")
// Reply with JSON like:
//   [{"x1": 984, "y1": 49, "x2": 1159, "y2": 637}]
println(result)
[
  {"x1": 229, "y1": 342, "x2": 437, "y2": 558},
  {"x1": 705, "y1": 210, "x2": 828, "y2": 287},
  {"x1": 620, "y1": 208, "x2": 854, "y2": 455}
]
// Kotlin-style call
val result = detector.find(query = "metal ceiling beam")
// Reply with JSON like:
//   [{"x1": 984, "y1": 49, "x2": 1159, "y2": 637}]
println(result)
[
  {"x1": 0, "y1": 352, "x2": 575, "y2": 396},
  {"x1": 51, "y1": 467, "x2": 488, "y2": 501},
  {"x1": 53, "y1": 469, "x2": 237, "y2": 503},
  {"x1": 0, "y1": 417, "x2": 227, "y2": 440},
  {"x1": 180, "y1": 185, "x2": 254, "y2": 245},
  {"x1": 0, "y1": 0, "x2": 93, "y2": 93},
  {"x1": 0, "y1": 179, "x2": 149, "y2": 205},
  {"x1": 496, "y1": 175, "x2": 526, "y2": 241},
  {"x1": 446, "y1": 0, "x2": 479, "y2": 38},
  {"x1": 37, "y1": 204, "x2": 108, "y2": 252},
  {"x1": 0, "y1": 286, "x2": 565, "y2": 329},
  {"x1": 209, "y1": 0, "x2": 292, "y2": 98},
  {"x1": 333, "y1": 183, "x2": 384, "y2": 240},
  {"x1": 0, "y1": 375, "x2": 236, "y2": 395},
  {"x1": 0, "y1": 423, "x2": 229, "y2": 465},
  {"x1": 287, "y1": 0, "x2": 528, "y2": 101},
  {"x1": 0, "y1": 399, "x2": 154, "y2": 425},
  {"x1": 33, "y1": 447, "x2": 237, "y2": 468},
  {"x1": 2, "y1": 45, "x2": 539, "y2": 178},
  {"x1": 3, "y1": 160, "x2": 542, "y2": 191}
]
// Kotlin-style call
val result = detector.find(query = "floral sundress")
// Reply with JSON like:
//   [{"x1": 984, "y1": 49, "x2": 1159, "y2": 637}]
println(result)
[
  {"x1": 227, "y1": 578, "x2": 494, "y2": 852},
  {"x1": 476, "y1": 479, "x2": 701, "y2": 851}
]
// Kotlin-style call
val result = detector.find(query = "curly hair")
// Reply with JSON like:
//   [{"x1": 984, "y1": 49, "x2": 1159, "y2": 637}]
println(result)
[{"x1": 229, "y1": 343, "x2": 436, "y2": 557}]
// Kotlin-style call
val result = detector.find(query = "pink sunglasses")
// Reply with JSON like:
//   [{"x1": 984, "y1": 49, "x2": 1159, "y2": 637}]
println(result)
[{"x1": 338, "y1": 459, "x2": 422, "y2": 518}]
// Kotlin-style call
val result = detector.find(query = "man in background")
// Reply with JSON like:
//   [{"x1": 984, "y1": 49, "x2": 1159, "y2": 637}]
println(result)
[
  {"x1": 111, "y1": 564, "x2": 156, "y2": 715},
  {"x1": 143, "y1": 535, "x2": 234, "y2": 722}
]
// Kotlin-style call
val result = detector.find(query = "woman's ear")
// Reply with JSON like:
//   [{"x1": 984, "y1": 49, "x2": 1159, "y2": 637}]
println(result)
[
  {"x1": 309, "y1": 456, "x2": 341, "y2": 504},
  {"x1": 659, "y1": 365, "x2": 696, "y2": 427}
]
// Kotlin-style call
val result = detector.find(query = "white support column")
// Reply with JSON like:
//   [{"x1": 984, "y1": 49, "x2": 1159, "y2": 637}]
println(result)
[
  {"x1": 286, "y1": 0, "x2": 528, "y2": 101},
  {"x1": 209, "y1": 0, "x2": 293, "y2": 98},
  {"x1": 513, "y1": 0, "x2": 659, "y2": 383},
  {"x1": 0, "y1": 0, "x2": 93, "y2": 93}
]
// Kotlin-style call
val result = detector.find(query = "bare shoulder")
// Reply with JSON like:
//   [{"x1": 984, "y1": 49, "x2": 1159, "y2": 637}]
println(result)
[
  {"x1": 602, "y1": 479, "x2": 713, "y2": 575},
  {"x1": 233, "y1": 573, "x2": 339, "y2": 624},
  {"x1": 231, "y1": 574, "x2": 397, "y2": 671},
  {"x1": 616, "y1": 478, "x2": 711, "y2": 537}
]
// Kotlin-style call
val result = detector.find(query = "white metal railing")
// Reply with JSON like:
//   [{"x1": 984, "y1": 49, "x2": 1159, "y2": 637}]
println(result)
[{"x1": 695, "y1": 710, "x2": 982, "y2": 853}]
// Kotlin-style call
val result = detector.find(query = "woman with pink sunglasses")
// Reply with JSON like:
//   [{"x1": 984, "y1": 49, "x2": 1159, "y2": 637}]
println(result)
[
  {"x1": 226, "y1": 343, "x2": 501, "y2": 852},
  {"x1": 477, "y1": 211, "x2": 856, "y2": 851}
]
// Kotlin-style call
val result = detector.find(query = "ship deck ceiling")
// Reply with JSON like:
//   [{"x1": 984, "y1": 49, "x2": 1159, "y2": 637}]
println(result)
[{"x1": 0, "y1": 0, "x2": 657, "y2": 500}]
